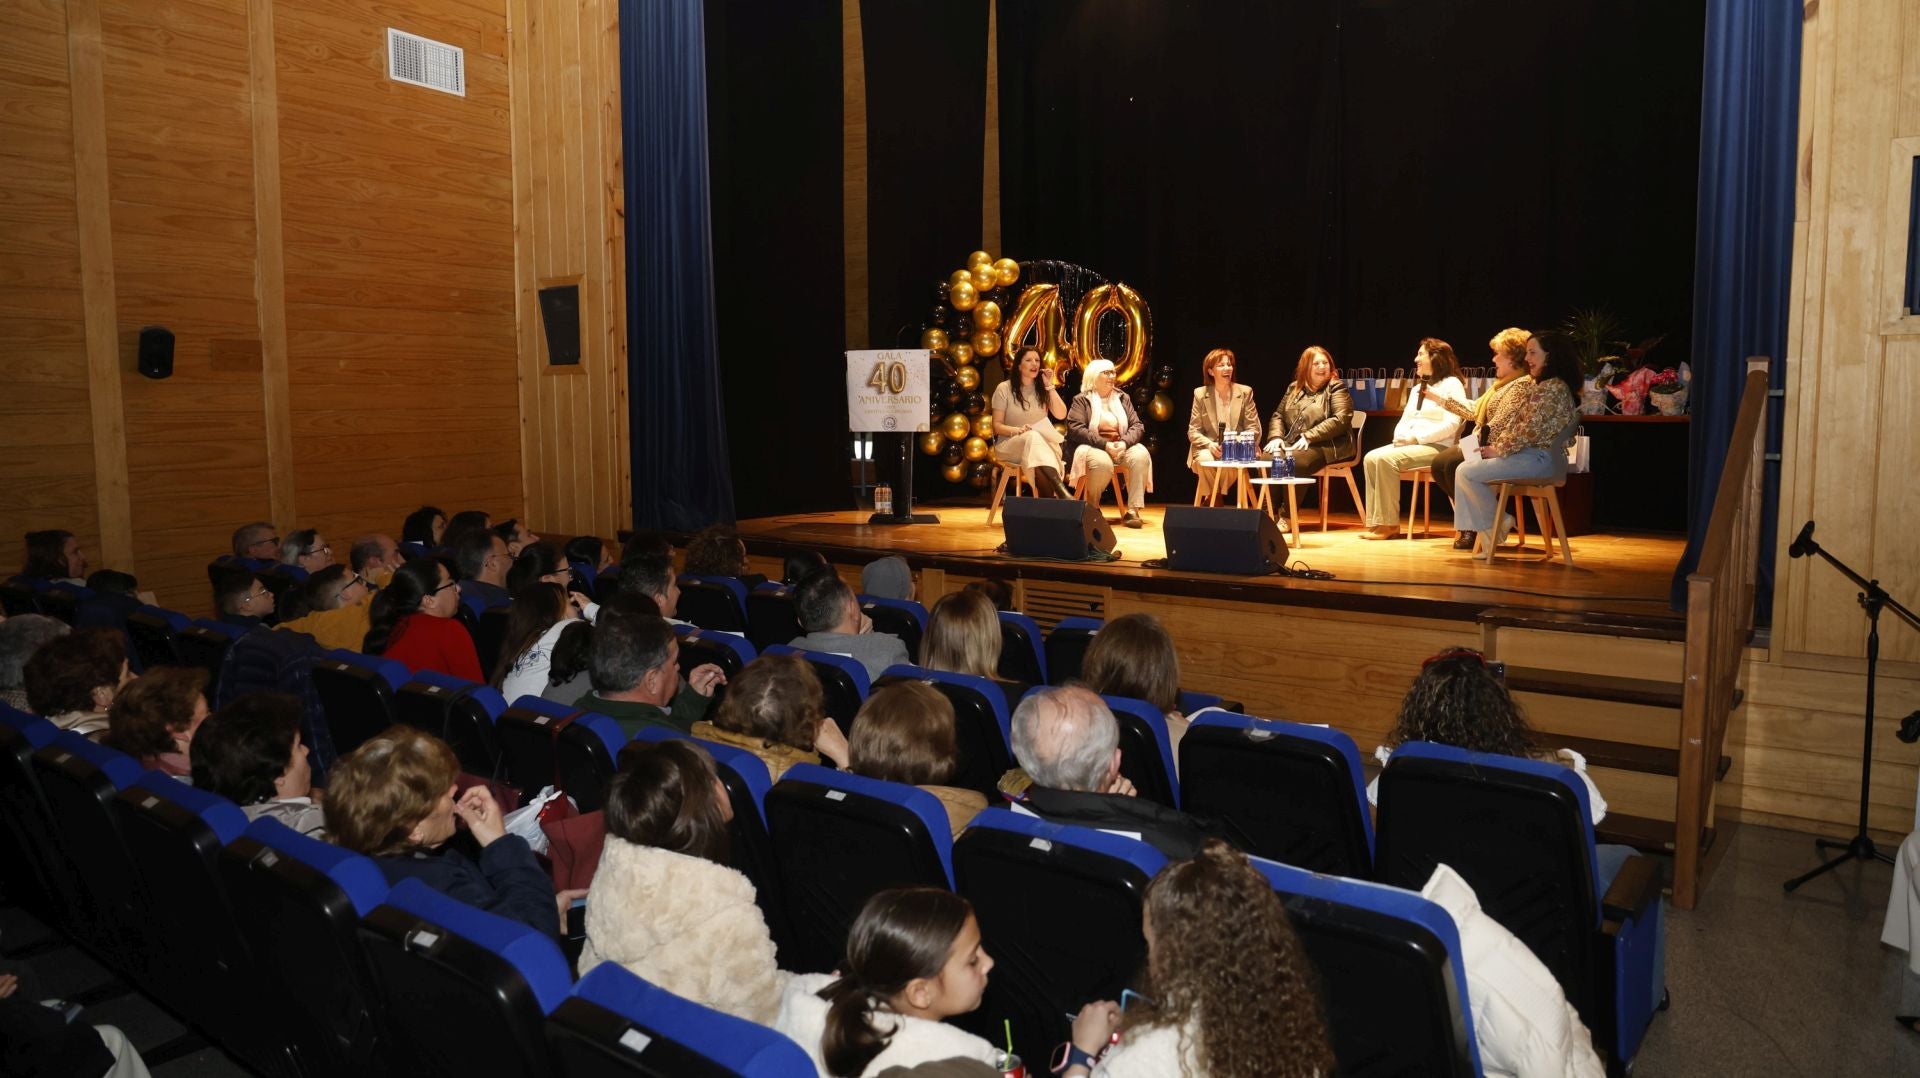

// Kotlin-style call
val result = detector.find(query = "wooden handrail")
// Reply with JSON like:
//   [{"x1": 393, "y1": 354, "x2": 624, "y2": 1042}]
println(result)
[{"x1": 1673, "y1": 358, "x2": 1770, "y2": 909}]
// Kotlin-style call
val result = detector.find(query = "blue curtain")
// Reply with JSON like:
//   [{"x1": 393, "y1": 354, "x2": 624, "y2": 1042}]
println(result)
[
  {"x1": 1671, "y1": 0, "x2": 1800, "y2": 614},
  {"x1": 621, "y1": 0, "x2": 735, "y2": 529}
]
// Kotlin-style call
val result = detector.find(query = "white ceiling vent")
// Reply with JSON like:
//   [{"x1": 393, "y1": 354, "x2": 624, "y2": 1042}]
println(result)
[{"x1": 387, "y1": 28, "x2": 465, "y2": 97}]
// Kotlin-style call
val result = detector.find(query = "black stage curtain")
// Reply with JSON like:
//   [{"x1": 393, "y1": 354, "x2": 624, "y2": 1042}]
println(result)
[
  {"x1": 703, "y1": 0, "x2": 847, "y2": 519},
  {"x1": 998, "y1": 0, "x2": 1704, "y2": 501}
]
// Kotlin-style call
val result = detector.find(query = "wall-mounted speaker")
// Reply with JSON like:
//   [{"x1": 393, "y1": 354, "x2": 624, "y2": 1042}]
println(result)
[
  {"x1": 1163, "y1": 505, "x2": 1287, "y2": 574},
  {"x1": 137, "y1": 325, "x2": 174, "y2": 379},
  {"x1": 1002, "y1": 497, "x2": 1116, "y2": 560}
]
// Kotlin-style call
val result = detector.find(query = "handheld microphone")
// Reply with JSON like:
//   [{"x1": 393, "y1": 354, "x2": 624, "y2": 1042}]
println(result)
[
  {"x1": 1788, "y1": 520, "x2": 1816, "y2": 559},
  {"x1": 1415, "y1": 383, "x2": 1426, "y2": 405}
]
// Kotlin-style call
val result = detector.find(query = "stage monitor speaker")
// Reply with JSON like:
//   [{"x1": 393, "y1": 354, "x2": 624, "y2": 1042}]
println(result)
[
  {"x1": 1163, "y1": 505, "x2": 1286, "y2": 575},
  {"x1": 1002, "y1": 497, "x2": 1116, "y2": 561},
  {"x1": 137, "y1": 325, "x2": 174, "y2": 379}
]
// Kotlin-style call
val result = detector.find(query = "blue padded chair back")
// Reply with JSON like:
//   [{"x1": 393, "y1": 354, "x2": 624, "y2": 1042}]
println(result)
[
  {"x1": 0, "y1": 707, "x2": 74, "y2": 930},
  {"x1": 763, "y1": 644, "x2": 869, "y2": 732},
  {"x1": 764, "y1": 764, "x2": 955, "y2": 975},
  {"x1": 858, "y1": 595, "x2": 926, "y2": 659},
  {"x1": 176, "y1": 618, "x2": 244, "y2": 689},
  {"x1": 360, "y1": 877, "x2": 573, "y2": 1077},
  {"x1": 673, "y1": 623, "x2": 757, "y2": 684},
  {"x1": 1255, "y1": 857, "x2": 1480, "y2": 1077},
  {"x1": 951, "y1": 809, "x2": 1166, "y2": 1068},
  {"x1": 996, "y1": 611, "x2": 1048, "y2": 685},
  {"x1": 548, "y1": 964, "x2": 814, "y2": 1077},
  {"x1": 125, "y1": 604, "x2": 189, "y2": 669},
  {"x1": 30, "y1": 733, "x2": 152, "y2": 980},
  {"x1": 476, "y1": 604, "x2": 514, "y2": 683},
  {"x1": 311, "y1": 648, "x2": 411, "y2": 757},
  {"x1": 1043, "y1": 616, "x2": 1102, "y2": 685},
  {"x1": 1099, "y1": 694, "x2": 1180, "y2": 809},
  {"x1": 396, "y1": 670, "x2": 506, "y2": 778},
  {"x1": 873, "y1": 664, "x2": 1012, "y2": 798},
  {"x1": 1176, "y1": 689, "x2": 1226, "y2": 714},
  {"x1": 1375, "y1": 741, "x2": 1605, "y2": 1032},
  {"x1": 399, "y1": 541, "x2": 430, "y2": 560},
  {"x1": 676, "y1": 575, "x2": 750, "y2": 634},
  {"x1": 743, "y1": 583, "x2": 803, "y2": 653},
  {"x1": 497, "y1": 696, "x2": 584, "y2": 802},
  {"x1": 33, "y1": 583, "x2": 91, "y2": 625},
  {"x1": 115, "y1": 775, "x2": 293, "y2": 1076},
  {"x1": 220, "y1": 818, "x2": 396, "y2": 1075},
  {"x1": 1179, "y1": 711, "x2": 1373, "y2": 877},
  {"x1": 567, "y1": 558, "x2": 599, "y2": 591},
  {"x1": 556, "y1": 709, "x2": 629, "y2": 812}
]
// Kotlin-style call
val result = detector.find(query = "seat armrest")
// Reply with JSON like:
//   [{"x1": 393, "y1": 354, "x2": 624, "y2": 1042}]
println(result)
[{"x1": 1599, "y1": 853, "x2": 1662, "y2": 922}]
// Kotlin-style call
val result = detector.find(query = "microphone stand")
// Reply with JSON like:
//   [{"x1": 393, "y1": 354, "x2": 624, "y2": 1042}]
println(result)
[{"x1": 1782, "y1": 522, "x2": 1919, "y2": 893}]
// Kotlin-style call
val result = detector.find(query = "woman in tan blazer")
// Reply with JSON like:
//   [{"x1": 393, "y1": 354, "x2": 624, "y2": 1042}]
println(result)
[{"x1": 1186, "y1": 347, "x2": 1262, "y2": 503}]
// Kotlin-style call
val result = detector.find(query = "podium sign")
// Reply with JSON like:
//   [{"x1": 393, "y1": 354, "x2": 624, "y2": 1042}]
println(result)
[{"x1": 846, "y1": 350, "x2": 931, "y2": 433}]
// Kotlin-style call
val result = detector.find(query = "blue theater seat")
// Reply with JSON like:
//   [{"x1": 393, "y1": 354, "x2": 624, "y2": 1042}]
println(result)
[
  {"x1": 497, "y1": 696, "x2": 585, "y2": 802},
  {"x1": 1043, "y1": 616, "x2": 1102, "y2": 685},
  {"x1": 763, "y1": 644, "x2": 869, "y2": 732},
  {"x1": 396, "y1": 670, "x2": 508, "y2": 777},
  {"x1": 124, "y1": 604, "x2": 190, "y2": 669},
  {"x1": 858, "y1": 594, "x2": 926, "y2": 658},
  {"x1": 175, "y1": 618, "x2": 246, "y2": 690},
  {"x1": 764, "y1": 764, "x2": 955, "y2": 974},
  {"x1": 1254, "y1": 857, "x2": 1480, "y2": 1076},
  {"x1": 0, "y1": 706, "x2": 75, "y2": 931},
  {"x1": 673, "y1": 623, "x2": 757, "y2": 682},
  {"x1": 1099, "y1": 694, "x2": 1181, "y2": 809},
  {"x1": 476, "y1": 604, "x2": 514, "y2": 682},
  {"x1": 547, "y1": 964, "x2": 812, "y2": 1077},
  {"x1": 744, "y1": 583, "x2": 803, "y2": 653},
  {"x1": 359, "y1": 877, "x2": 574, "y2": 1077},
  {"x1": 311, "y1": 648, "x2": 412, "y2": 756},
  {"x1": 555, "y1": 709, "x2": 629, "y2": 812},
  {"x1": 33, "y1": 582, "x2": 92, "y2": 625},
  {"x1": 30, "y1": 733, "x2": 153, "y2": 982},
  {"x1": 871, "y1": 664, "x2": 1012, "y2": 798},
  {"x1": 996, "y1": 610, "x2": 1048, "y2": 686},
  {"x1": 1178, "y1": 710, "x2": 1373, "y2": 877},
  {"x1": 676, "y1": 575, "x2": 750, "y2": 634}
]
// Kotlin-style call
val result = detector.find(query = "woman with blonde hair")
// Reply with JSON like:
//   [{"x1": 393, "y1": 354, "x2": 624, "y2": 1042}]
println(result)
[
  {"x1": 692, "y1": 652, "x2": 849, "y2": 781},
  {"x1": 1064, "y1": 840, "x2": 1334, "y2": 1077},
  {"x1": 847, "y1": 681, "x2": 987, "y2": 838},
  {"x1": 1429, "y1": 326, "x2": 1532, "y2": 549},
  {"x1": 1264, "y1": 345, "x2": 1354, "y2": 479},
  {"x1": 919, "y1": 589, "x2": 1000, "y2": 681},
  {"x1": 1186, "y1": 347, "x2": 1262, "y2": 503}
]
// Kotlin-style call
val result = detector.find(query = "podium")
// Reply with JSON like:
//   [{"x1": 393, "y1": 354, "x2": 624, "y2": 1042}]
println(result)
[{"x1": 848, "y1": 349, "x2": 939, "y2": 526}]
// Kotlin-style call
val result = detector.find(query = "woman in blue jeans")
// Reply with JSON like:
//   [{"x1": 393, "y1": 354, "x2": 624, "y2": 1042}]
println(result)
[{"x1": 1452, "y1": 330, "x2": 1582, "y2": 551}]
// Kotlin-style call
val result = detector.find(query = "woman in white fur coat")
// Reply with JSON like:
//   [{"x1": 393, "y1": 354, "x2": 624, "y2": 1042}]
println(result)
[{"x1": 578, "y1": 739, "x2": 787, "y2": 1025}]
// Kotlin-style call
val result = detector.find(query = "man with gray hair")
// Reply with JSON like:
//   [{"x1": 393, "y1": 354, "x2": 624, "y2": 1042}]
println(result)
[
  {"x1": 1007, "y1": 684, "x2": 1215, "y2": 859},
  {"x1": 0, "y1": 614, "x2": 70, "y2": 711}
]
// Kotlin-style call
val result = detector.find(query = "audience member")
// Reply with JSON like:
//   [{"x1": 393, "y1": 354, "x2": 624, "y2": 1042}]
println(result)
[
  {"x1": 210, "y1": 564, "x2": 274, "y2": 628},
  {"x1": 279, "y1": 528, "x2": 334, "y2": 574},
  {"x1": 73, "y1": 570, "x2": 143, "y2": 632},
  {"x1": 576, "y1": 615, "x2": 723, "y2": 737},
  {"x1": 84, "y1": 569, "x2": 138, "y2": 597},
  {"x1": 451, "y1": 528, "x2": 511, "y2": 610},
  {"x1": 440, "y1": 510, "x2": 493, "y2": 552},
  {"x1": 1006, "y1": 686, "x2": 1214, "y2": 859},
  {"x1": 692, "y1": 653, "x2": 849, "y2": 781},
  {"x1": 327, "y1": 726, "x2": 563, "y2": 940},
  {"x1": 615, "y1": 554, "x2": 684, "y2": 623},
  {"x1": 348, "y1": 533, "x2": 405, "y2": 587},
  {"x1": 493, "y1": 518, "x2": 540, "y2": 558},
  {"x1": 860, "y1": 555, "x2": 915, "y2": 602},
  {"x1": 581, "y1": 739, "x2": 786, "y2": 1022},
  {"x1": 400, "y1": 505, "x2": 446, "y2": 548},
  {"x1": 276, "y1": 565, "x2": 374, "y2": 651},
  {"x1": 919, "y1": 589, "x2": 1020, "y2": 710},
  {"x1": 776, "y1": 888, "x2": 1002, "y2": 1076},
  {"x1": 963, "y1": 578, "x2": 1014, "y2": 612},
  {"x1": 363, "y1": 559, "x2": 483, "y2": 681},
  {"x1": 230, "y1": 521, "x2": 279, "y2": 563},
  {"x1": 1079, "y1": 612, "x2": 1189, "y2": 759},
  {"x1": 618, "y1": 530, "x2": 671, "y2": 564},
  {"x1": 23, "y1": 626, "x2": 133, "y2": 739},
  {"x1": 848, "y1": 681, "x2": 985, "y2": 838},
  {"x1": 782, "y1": 550, "x2": 829, "y2": 585},
  {"x1": 102, "y1": 666, "x2": 208, "y2": 779},
  {"x1": 564, "y1": 535, "x2": 613, "y2": 574},
  {"x1": 496, "y1": 582, "x2": 595, "y2": 703},
  {"x1": 0, "y1": 614, "x2": 68, "y2": 710},
  {"x1": 1064, "y1": 841, "x2": 1333, "y2": 1077},
  {"x1": 20, "y1": 529, "x2": 87, "y2": 584},
  {"x1": 504, "y1": 543, "x2": 571, "y2": 596},
  {"x1": 684, "y1": 524, "x2": 767, "y2": 588},
  {"x1": 539, "y1": 619, "x2": 601, "y2": 704},
  {"x1": 790, "y1": 570, "x2": 909, "y2": 680},
  {"x1": 192, "y1": 692, "x2": 325, "y2": 836}
]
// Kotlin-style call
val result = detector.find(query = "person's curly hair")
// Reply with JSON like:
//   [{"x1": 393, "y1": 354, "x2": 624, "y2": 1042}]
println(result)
[
  {"x1": 1386, "y1": 648, "x2": 1535, "y2": 758},
  {"x1": 1122, "y1": 840, "x2": 1333, "y2": 1077},
  {"x1": 103, "y1": 666, "x2": 206, "y2": 758},
  {"x1": 683, "y1": 524, "x2": 749, "y2": 578}
]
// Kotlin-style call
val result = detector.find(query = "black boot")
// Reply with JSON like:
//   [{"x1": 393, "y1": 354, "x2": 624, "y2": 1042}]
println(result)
[
  {"x1": 1035, "y1": 467, "x2": 1069, "y2": 498},
  {"x1": 1452, "y1": 530, "x2": 1477, "y2": 550}
]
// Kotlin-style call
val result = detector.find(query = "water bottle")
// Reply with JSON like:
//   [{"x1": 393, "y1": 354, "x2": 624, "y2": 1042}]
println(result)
[
  {"x1": 875, "y1": 481, "x2": 893, "y2": 516},
  {"x1": 1281, "y1": 451, "x2": 1294, "y2": 479},
  {"x1": 1225, "y1": 431, "x2": 1240, "y2": 463}
]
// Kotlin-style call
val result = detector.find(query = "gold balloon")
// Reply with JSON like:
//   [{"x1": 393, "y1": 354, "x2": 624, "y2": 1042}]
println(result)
[
  {"x1": 943, "y1": 412, "x2": 972, "y2": 442},
  {"x1": 972, "y1": 329, "x2": 1001, "y2": 357},
  {"x1": 1148, "y1": 391, "x2": 1174, "y2": 423},
  {"x1": 920, "y1": 327, "x2": 949, "y2": 354},
  {"x1": 967, "y1": 250, "x2": 993, "y2": 270},
  {"x1": 963, "y1": 436, "x2": 990, "y2": 462},
  {"x1": 1070, "y1": 281, "x2": 1152, "y2": 386},
  {"x1": 972, "y1": 414, "x2": 994, "y2": 438},
  {"x1": 942, "y1": 461, "x2": 967, "y2": 484},
  {"x1": 918, "y1": 431, "x2": 946, "y2": 456},
  {"x1": 992, "y1": 257, "x2": 1020, "y2": 287},
  {"x1": 971, "y1": 262, "x2": 997, "y2": 291},
  {"x1": 975, "y1": 301, "x2": 1002, "y2": 331},
  {"x1": 950, "y1": 281, "x2": 978, "y2": 311},
  {"x1": 950, "y1": 341, "x2": 974, "y2": 367},
  {"x1": 949, "y1": 269, "x2": 975, "y2": 290},
  {"x1": 1002, "y1": 283, "x2": 1071, "y2": 375},
  {"x1": 955, "y1": 365, "x2": 980, "y2": 391}
]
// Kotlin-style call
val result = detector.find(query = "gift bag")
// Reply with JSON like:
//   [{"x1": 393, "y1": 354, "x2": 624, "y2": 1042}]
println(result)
[
  {"x1": 1566, "y1": 434, "x2": 1592, "y2": 474},
  {"x1": 503, "y1": 783, "x2": 576, "y2": 856},
  {"x1": 1382, "y1": 368, "x2": 1411, "y2": 412}
]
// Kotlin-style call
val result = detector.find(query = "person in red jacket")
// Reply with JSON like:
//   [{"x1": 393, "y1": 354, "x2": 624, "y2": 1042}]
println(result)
[{"x1": 362, "y1": 557, "x2": 482, "y2": 681}]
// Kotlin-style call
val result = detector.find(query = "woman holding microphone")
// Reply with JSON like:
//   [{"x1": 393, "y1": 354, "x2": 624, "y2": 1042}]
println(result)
[
  {"x1": 991, "y1": 348, "x2": 1070, "y2": 498},
  {"x1": 1358, "y1": 339, "x2": 1468, "y2": 538}
]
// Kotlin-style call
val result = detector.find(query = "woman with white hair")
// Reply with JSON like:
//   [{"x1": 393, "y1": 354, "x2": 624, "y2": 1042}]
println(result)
[{"x1": 1065, "y1": 359, "x2": 1153, "y2": 528}]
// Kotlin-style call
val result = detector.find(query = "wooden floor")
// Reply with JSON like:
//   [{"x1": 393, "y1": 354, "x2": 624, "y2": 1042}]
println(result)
[{"x1": 734, "y1": 501, "x2": 1688, "y2": 621}]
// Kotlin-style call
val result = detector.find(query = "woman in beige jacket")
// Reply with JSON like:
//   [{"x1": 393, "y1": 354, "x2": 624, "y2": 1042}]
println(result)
[{"x1": 1186, "y1": 347, "x2": 1263, "y2": 503}]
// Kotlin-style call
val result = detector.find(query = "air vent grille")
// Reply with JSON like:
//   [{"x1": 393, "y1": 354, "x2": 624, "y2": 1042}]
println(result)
[{"x1": 387, "y1": 28, "x2": 465, "y2": 97}]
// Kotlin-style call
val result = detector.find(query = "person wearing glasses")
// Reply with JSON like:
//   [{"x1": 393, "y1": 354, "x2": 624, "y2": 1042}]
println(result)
[
  {"x1": 363, "y1": 558, "x2": 483, "y2": 681},
  {"x1": 278, "y1": 565, "x2": 376, "y2": 651},
  {"x1": 229, "y1": 522, "x2": 281, "y2": 567},
  {"x1": 279, "y1": 528, "x2": 334, "y2": 576},
  {"x1": 211, "y1": 564, "x2": 276, "y2": 629},
  {"x1": 451, "y1": 529, "x2": 512, "y2": 611}
]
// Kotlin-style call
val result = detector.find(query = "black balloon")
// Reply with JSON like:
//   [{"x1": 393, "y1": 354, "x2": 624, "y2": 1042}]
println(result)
[
  {"x1": 952, "y1": 317, "x2": 972, "y2": 340},
  {"x1": 945, "y1": 387, "x2": 963, "y2": 408},
  {"x1": 964, "y1": 393, "x2": 985, "y2": 417},
  {"x1": 943, "y1": 445, "x2": 964, "y2": 466},
  {"x1": 966, "y1": 460, "x2": 993, "y2": 490},
  {"x1": 931, "y1": 305, "x2": 949, "y2": 325},
  {"x1": 936, "y1": 283, "x2": 949, "y2": 301}
]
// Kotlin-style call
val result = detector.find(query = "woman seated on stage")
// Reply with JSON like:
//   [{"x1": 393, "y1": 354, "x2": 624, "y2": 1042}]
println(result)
[
  {"x1": 848, "y1": 681, "x2": 987, "y2": 839},
  {"x1": 1452, "y1": 330, "x2": 1580, "y2": 552},
  {"x1": 691, "y1": 652, "x2": 849, "y2": 782},
  {"x1": 1359, "y1": 338, "x2": 1468, "y2": 539},
  {"x1": 1079, "y1": 612, "x2": 1189, "y2": 761},
  {"x1": 1186, "y1": 347, "x2": 1262, "y2": 503},
  {"x1": 1264, "y1": 345, "x2": 1354, "y2": 482},
  {"x1": 991, "y1": 348, "x2": 1070, "y2": 498},
  {"x1": 1428, "y1": 327, "x2": 1531, "y2": 549},
  {"x1": 362, "y1": 558, "x2": 484, "y2": 682},
  {"x1": 1066, "y1": 358, "x2": 1154, "y2": 528},
  {"x1": 920, "y1": 589, "x2": 1022, "y2": 710}
]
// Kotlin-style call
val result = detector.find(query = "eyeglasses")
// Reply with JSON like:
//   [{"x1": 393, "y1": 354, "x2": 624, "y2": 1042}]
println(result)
[
  {"x1": 433, "y1": 580, "x2": 460, "y2": 594},
  {"x1": 302, "y1": 545, "x2": 331, "y2": 558},
  {"x1": 349, "y1": 574, "x2": 367, "y2": 589},
  {"x1": 241, "y1": 589, "x2": 268, "y2": 605}
]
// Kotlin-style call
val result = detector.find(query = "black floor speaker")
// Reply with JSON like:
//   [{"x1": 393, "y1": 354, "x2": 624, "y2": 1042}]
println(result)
[
  {"x1": 1163, "y1": 505, "x2": 1287, "y2": 574},
  {"x1": 1002, "y1": 497, "x2": 1117, "y2": 560}
]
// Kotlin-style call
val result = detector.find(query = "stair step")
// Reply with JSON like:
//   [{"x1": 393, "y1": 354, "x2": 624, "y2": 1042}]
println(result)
[
  {"x1": 1542, "y1": 734, "x2": 1732, "y2": 780},
  {"x1": 1594, "y1": 813, "x2": 1719, "y2": 861},
  {"x1": 1506, "y1": 666, "x2": 1683, "y2": 709},
  {"x1": 1479, "y1": 606, "x2": 1686, "y2": 642}
]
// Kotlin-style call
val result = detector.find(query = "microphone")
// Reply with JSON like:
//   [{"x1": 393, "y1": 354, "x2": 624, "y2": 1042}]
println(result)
[
  {"x1": 1788, "y1": 520, "x2": 1816, "y2": 559},
  {"x1": 1415, "y1": 383, "x2": 1426, "y2": 405}
]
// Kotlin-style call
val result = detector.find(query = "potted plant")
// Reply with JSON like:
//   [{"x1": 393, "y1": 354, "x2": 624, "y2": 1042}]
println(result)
[{"x1": 1648, "y1": 368, "x2": 1688, "y2": 415}]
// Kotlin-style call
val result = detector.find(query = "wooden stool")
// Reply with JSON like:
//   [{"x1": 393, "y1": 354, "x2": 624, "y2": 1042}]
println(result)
[
  {"x1": 986, "y1": 462, "x2": 1033, "y2": 525},
  {"x1": 1398, "y1": 466, "x2": 1437, "y2": 538},
  {"x1": 1481, "y1": 482, "x2": 1574, "y2": 565}
]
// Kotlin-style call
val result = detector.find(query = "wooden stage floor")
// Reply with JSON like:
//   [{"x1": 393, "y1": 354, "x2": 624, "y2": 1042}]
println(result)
[{"x1": 734, "y1": 503, "x2": 1688, "y2": 623}]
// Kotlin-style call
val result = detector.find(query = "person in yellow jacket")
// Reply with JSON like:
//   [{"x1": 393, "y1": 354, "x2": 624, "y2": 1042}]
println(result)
[{"x1": 278, "y1": 565, "x2": 374, "y2": 652}]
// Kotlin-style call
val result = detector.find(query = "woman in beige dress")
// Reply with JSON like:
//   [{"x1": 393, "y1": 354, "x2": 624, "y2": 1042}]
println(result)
[
  {"x1": 990, "y1": 348, "x2": 1070, "y2": 497},
  {"x1": 1186, "y1": 347, "x2": 1262, "y2": 503}
]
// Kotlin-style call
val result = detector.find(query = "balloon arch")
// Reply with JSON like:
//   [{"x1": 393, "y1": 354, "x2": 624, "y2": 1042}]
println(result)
[{"x1": 915, "y1": 250, "x2": 1178, "y2": 489}]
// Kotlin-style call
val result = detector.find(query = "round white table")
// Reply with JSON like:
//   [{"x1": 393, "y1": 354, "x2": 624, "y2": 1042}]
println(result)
[
  {"x1": 1250, "y1": 475, "x2": 1316, "y2": 546},
  {"x1": 1198, "y1": 459, "x2": 1272, "y2": 509}
]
